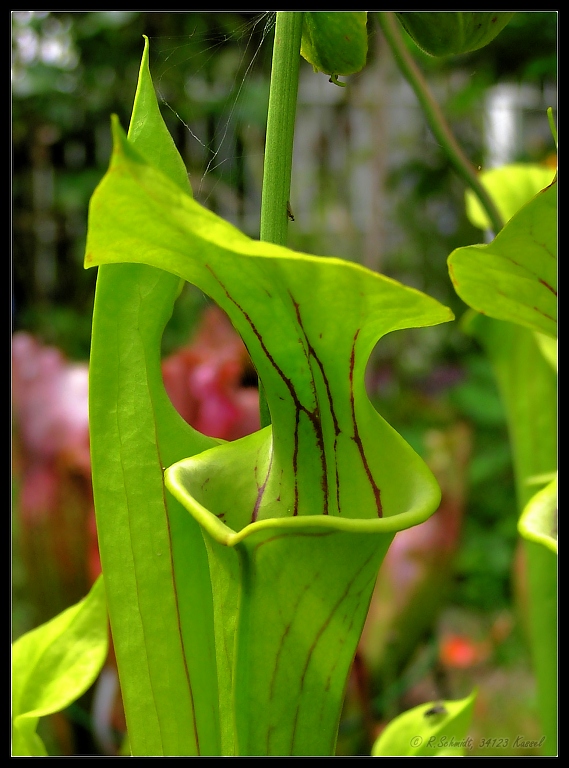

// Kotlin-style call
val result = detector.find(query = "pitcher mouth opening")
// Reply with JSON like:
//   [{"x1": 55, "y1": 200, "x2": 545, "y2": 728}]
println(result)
[{"x1": 165, "y1": 446, "x2": 441, "y2": 548}]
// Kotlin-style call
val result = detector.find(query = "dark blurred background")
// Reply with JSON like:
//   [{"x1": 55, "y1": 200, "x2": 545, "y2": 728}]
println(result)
[{"x1": 12, "y1": 11, "x2": 557, "y2": 756}]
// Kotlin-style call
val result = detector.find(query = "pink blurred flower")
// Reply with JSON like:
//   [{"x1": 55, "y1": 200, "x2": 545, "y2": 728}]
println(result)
[
  {"x1": 12, "y1": 332, "x2": 91, "y2": 474},
  {"x1": 12, "y1": 332, "x2": 94, "y2": 619},
  {"x1": 162, "y1": 305, "x2": 260, "y2": 440}
]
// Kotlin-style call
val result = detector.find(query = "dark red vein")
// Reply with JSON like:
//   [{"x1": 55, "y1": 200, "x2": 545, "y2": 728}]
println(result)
[
  {"x1": 349, "y1": 330, "x2": 383, "y2": 517},
  {"x1": 207, "y1": 266, "x2": 335, "y2": 517},
  {"x1": 289, "y1": 293, "x2": 342, "y2": 515},
  {"x1": 157, "y1": 448, "x2": 201, "y2": 753},
  {"x1": 538, "y1": 278, "x2": 557, "y2": 297},
  {"x1": 289, "y1": 294, "x2": 341, "y2": 438},
  {"x1": 288, "y1": 546, "x2": 378, "y2": 753},
  {"x1": 206, "y1": 265, "x2": 303, "y2": 513},
  {"x1": 253, "y1": 443, "x2": 274, "y2": 522}
]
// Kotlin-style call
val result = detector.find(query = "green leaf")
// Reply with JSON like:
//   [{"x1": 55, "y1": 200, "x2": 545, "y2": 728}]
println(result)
[
  {"x1": 534, "y1": 331, "x2": 557, "y2": 371},
  {"x1": 86, "y1": 119, "x2": 453, "y2": 526},
  {"x1": 519, "y1": 474, "x2": 557, "y2": 554},
  {"x1": 371, "y1": 690, "x2": 477, "y2": 756},
  {"x1": 464, "y1": 313, "x2": 557, "y2": 510},
  {"x1": 523, "y1": 540, "x2": 557, "y2": 755},
  {"x1": 85, "y1": 111, "x2": 453, "y2": 754},
  {"x1": 465, "y1": 164, "x2": 555, "y2": 232},
  {"x1": 300, "y1": 12, "x2": 368, "y2": 82},
  {"x1": 85, "y1": 36, "x2": 455, "y2": 755},
  {"x1": 449, "y1": 180, "x2": 557, "y2": 338},
  {"x1": 88, "y1": 38, "x2": 221, "y2": 756},
  {"x1": 465, "y1": 313, "x2": 557, "y2": 754},
  {"x1": 12, "y1": 576, "x2": 108, "y2": 757},
  {"x1": 396, "y1": 12, "x2": 515, "y2": 57}
]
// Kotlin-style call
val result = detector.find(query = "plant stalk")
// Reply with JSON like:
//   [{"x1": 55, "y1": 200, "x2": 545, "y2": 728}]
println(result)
[
  {"x1": 258, "y1": 11, "x2": 303, "y2": 427},
  {"x1": 377, "y1": 11, "x2": 504, "y2": 236},
  {"x1": 260, "y1": 11, "x2": 303, "y2": 246},
  {"x1": 547, "y1": 106, "x2": 557, "y2": 150}
]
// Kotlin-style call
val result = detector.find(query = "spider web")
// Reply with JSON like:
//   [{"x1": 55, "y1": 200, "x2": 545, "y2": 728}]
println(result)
[{"x1": 146, "y1": 13, "x2": 276, "y2": 218}]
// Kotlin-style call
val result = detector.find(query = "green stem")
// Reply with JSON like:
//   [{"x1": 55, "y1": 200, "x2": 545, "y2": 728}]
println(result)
[
  {"x1": 258, "y1": 11, "x2": 303, "y2": 427},
  {"x1": 377, "y1": 11, "x2": 504, "y2": 235},
  {"x1": 547, "y1": 106, "x2": 557, "y2": 150},
  {"x1": 260, "y1": 11, "x2": 303, "y2": 246}
]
